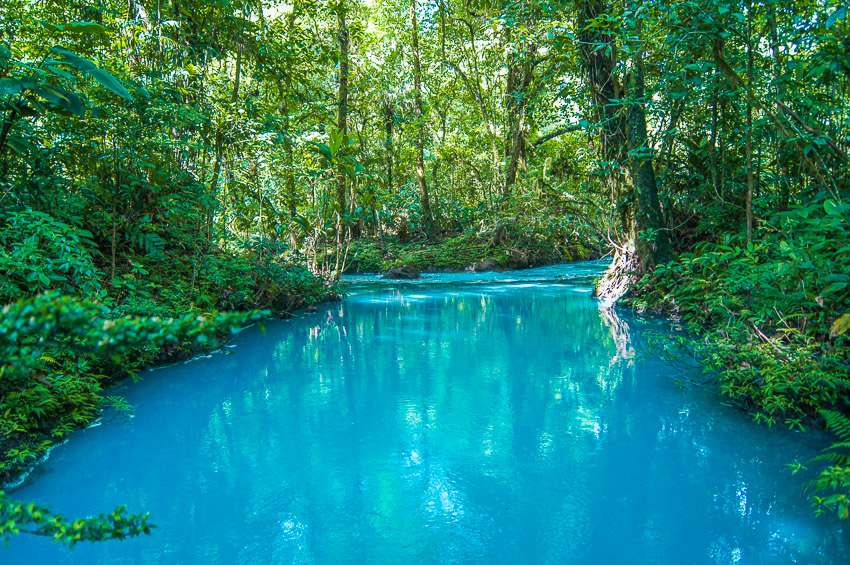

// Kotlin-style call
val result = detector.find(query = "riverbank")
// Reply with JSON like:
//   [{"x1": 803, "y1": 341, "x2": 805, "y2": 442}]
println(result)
[
  {"x1": 0, "y1": 249, "x2": 340, "y2": 490},
  {"x1": 620, "y1": 202, "x2": 850, "y2": 519},
  {"x1": 344, "y1": 225, "x2": 601, "y2": 275}
]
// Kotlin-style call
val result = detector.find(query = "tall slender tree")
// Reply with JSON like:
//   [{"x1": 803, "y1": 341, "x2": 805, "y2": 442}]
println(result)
[{"x1": 410, "y1": 0, "x2": 434, "y2": 238}]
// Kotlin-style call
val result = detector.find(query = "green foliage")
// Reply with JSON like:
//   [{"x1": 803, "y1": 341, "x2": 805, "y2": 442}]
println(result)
[
  {"x1": 204, "y1": 250, "x2": 337, "y2": 312},
  {"x1": 386, "y1": 230, "x2": 491, "y2": 271},
  {"x1": 0, "y1": 210, "x2": 103, "y2": 301},
  {"x1": 0, "y1": 291, "x2": 267, "y2": 480},
  {"x1": 636, "y1": 201, "x2": 850, "y2": 421},
  {"x1": 346, "y1": 215, "x2": 596, "y2": 273},
  {"x1": 634, "y1": 200, "x2": 850, "y2": 518},
  {"x1": 793, "y1": 410, "x2": 850, "y2": 520},
  {"x1": 0, "y1": 491, "x2": 152, "y2": 547}
]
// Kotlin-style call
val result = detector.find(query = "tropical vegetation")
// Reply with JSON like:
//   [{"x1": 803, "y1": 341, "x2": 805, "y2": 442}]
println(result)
[{"x1": 1, "y1": 0, "x2": 848, "y2": 545}]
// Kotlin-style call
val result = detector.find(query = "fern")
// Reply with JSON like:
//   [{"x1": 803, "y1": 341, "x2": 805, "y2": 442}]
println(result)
[
  {"x1": 37, "y1": 354, "x2": 60, "y2": 366},
  {"x1": 804, "y1": 410, "x2": 850, "y2": 519},
  {"x1": 813, "y1": 447, "x2": 850, "y2": 465},
  {"x1": 813, "y1": 410, "x2": 850, "y2": 467},
  {"x1": 816, "y1": 411, "x2": 850, "y2": 464},
  {"x1": 822, "y1": 410, "x2": 850, "y2": 442},
  {"x1": 124, "y1": 228, "x2": 165, "y2": 257}
]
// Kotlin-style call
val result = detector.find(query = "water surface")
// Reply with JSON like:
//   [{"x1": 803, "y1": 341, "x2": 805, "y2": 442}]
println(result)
[{"x1": 4, "y1": 261, "x2": 848, "y2": 563}]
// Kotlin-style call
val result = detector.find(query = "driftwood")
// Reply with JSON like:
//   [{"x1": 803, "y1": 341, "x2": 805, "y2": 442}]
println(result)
[{"x1": 593, "y1": 242, "x2": 640, "y2": 307}]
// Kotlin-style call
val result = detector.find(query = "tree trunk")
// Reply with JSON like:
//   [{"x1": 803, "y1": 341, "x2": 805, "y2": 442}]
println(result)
[
  {"x1": 708, "y1": 47, "x2": 722, "y2": 201},
  {"x1": 579, "y1": 0, "x2": 669, "y2": 302},
  {"x1": 283, "y1": 11, "x2": 299, "y2": 249},
  {"x1": 577, "y1": 0, "x2": 628, "y2": 201},
  {"x1": 411, "y1": 0, "x2": 434, "y2": 239},
  {"x1": 626, "y1": 31, "x2": 671, "y2": 271},
  {"x1": 383, "y1": 100, "x2": 394, "y2": 193},
  {"x1": 768, "y1": 6, "x2": 790, "y2": 211},
  {"x1": 745, "y1": 0, "x2": 755, "y2": 242},
  {"x1": 336, "y1": 0, "x2": 349, "y2": 245},
  {"x1": 505, "y1": 47, "x2": 535, "y2": 194},
  {"x1": 282, "y1": 96, "x2": 298, "y2": 249}
]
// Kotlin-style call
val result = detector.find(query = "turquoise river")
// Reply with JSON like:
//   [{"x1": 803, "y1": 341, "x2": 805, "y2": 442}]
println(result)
[{"x1": 3, "y1": 261, "x2": 849, "y2": 563}]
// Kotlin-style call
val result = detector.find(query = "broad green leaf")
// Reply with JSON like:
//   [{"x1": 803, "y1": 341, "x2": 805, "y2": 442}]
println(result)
[
  {"x1": 44, "y1": 21, "x2": 110, "y2": 34},
  {"x1": 830, "y1": 314, "x2": 850, "y2": 339},
  {"x1": 310, "y1": 142, "x2": 333, "y2": 162},
  {"x1": 45, "y1": 65, "x2": 75, "y2": 80},
  {"x1": 291, "y1": 216, "x2": 312, "y2": 233},
  {"x1": 823, "y1": 282, "x2": 849, "y2": 294},
  {"x1": 86, "y1": 68, "x2": 133, "y2": 100},
  {"x1": 824, "y1": 199, "x2": 848, "y2": 216},
  {"x1": 49, "y1": 47, "x2": 98, "y2": 73},
  {"x1": 31, "y1": 84, "x2": 85, "y2": 116},
  {"x1": 826, "y1": 7, "x2": 847, "y2": 29},
  {"x1": 5, "y1": 134, "x2": 38, "y2": 156},
  {"x1": 328, "y1": 130, "x2": 343, "y2": 158},
  {"x1": 49, "y1": 46, "x2": 133, "y2": 101},
  {"x1": 0, "y1": 78, "x2": 38, "y2": 95}
]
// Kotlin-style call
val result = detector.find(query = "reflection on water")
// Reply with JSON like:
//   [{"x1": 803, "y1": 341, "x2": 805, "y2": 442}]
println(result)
[{"x1": 3, "y1": 261, "x2": 848, "y2": 564}]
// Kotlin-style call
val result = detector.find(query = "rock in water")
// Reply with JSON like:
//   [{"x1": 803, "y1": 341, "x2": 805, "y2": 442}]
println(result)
[
  {"x1": 506, "y1": 249, "x2": 529, "y2": 269},
  {"x1": 383, "y1": 265, "x2": 421, "y2": 279}
]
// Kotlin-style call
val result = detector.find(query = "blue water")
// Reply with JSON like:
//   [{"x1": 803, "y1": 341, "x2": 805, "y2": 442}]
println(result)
[{"x1": 3, "y1": 261, "x2": 848, "y2": 563}]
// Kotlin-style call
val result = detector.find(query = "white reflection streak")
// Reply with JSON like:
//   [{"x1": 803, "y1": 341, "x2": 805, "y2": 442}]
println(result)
[
  {"x1": 538, "y1": 432, "x2": 554, "y2": 458},
  {"x1": 737, "y1": 479, "x2": 749, "y2": 518},
  {"x1": 482, "y1": 425, "x2": 494, "y2": 456},
  {"x1": 599, "y1": 307, "x2": 635, "y2": 367},
  {"x1": 426, "y1": 469, "x2": 466, "y2": 520},
  {"x1": 275, "y1": 514, "x2": 313, "y2": 564}
]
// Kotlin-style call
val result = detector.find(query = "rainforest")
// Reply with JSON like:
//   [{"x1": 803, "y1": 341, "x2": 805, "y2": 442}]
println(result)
[{"x1": 0, "y1": 0, "x2": 848, "y2": 557}]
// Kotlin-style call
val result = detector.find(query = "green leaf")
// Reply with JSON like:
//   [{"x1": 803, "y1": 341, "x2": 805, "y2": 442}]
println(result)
[
  {"x1": 86, "y1": 68, "x2": 133, "y2": 100},
  {"x1": 44, "y1": 21, "x2": 111, "y2": 34},
  {"x1": 826, "y1": 7, "x2": 847, "y2": 29},
  {"x1": 45, "y1": 65, "x2": 75, "y2": 80},
  {"x1": 830, "y1": 314, "x2": 850, "y2": 339},
  {"x1": 309, "y1": 142, "x2": 333, "y2": 163},
  {"x1": 328, "y1": 129, "x2": 344, "y2": 158},
  {"x1": 824, "y1": 199, "x2": 848, "y2": 216},
  {"x1": 49, "y1": 46, "x2": 133, "y2": 101},
  {"x1": 290, "y1": 216, "x2": 312, "y2": 233},
  {"x1": 823, "y1": 282, "x2": 848, "y2": 294},
  {"x1": 0, "y1": 78, "x2": 38, "y2": 95},
  {"x1": 5, "y1": 134, "x2": 38, "y2": 156},
  {"x1": 31, "y1": 84, "x2": 85, "y2": 116},
  {"x1": 49, "y1": 47, "x2": 97, "y2": 72}
]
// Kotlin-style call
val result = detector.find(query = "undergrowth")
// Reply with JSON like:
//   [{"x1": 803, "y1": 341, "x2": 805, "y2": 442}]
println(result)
[
  {"x1": 346, "y1": 218, "x2": 597, "y2": 273},
  {"x1": 0, "y1": 209, "x2": 339, "y2": 487}
]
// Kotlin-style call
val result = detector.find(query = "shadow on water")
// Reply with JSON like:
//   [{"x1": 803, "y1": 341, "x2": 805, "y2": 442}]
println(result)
[{"x1": 3, "y1": 261, "x2": 848, "y2": 564}]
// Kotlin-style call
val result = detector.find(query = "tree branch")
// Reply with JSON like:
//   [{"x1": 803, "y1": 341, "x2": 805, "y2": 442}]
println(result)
[
  {"x1": 533, "y1": 125, "x2": 582, "y2": 147},
  {"x1": 774, "y1": 99, "x2": 848, "y2": 161}
]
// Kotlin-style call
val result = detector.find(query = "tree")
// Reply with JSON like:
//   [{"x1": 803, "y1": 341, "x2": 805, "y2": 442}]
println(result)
[{"x1": 410, "y1": 0, "x2": 435, "y2": 238}]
